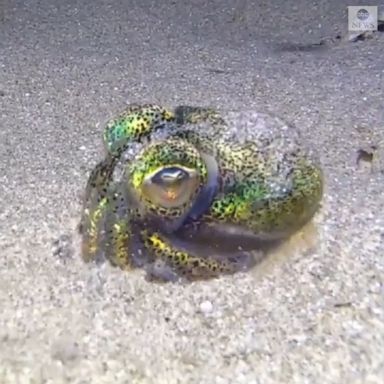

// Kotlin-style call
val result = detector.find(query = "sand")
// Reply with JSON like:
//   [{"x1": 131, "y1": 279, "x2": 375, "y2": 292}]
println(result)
[{"x1": 1, "y1": 0, "x2": 383, "y2": 383}]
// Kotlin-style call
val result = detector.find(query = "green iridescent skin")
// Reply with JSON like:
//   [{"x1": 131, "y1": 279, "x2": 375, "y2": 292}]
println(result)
[
  {"x1": 187, "y1": 134, "x2": 323, "y2": 238},
  {"x1": 79, "y1": 104, "x2": 323, "y2": 281}
]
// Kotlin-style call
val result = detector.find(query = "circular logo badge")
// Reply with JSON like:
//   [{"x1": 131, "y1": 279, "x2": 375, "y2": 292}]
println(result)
[{"x1": 357, "y1": 8, "x2": 370, "y2": 20}]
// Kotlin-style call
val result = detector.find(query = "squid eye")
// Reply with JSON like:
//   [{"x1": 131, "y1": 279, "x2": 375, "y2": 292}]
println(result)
[{"x1": 141, "y1": 166, "x2": 200, "y2": 209}]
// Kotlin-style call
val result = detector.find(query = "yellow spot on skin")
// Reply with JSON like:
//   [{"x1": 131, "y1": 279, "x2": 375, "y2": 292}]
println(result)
[
  {"x1": 113, "y1": 222, "x2": 132, "y2": 269},
  {"x1": 132, "y1": 172, "x2": 143, "y2": 190},
  {"x1": 234, "y1": 202, "x2": 251, "y2": 221},
  {"x1": 82, "y1": 198, "x2": 108, "y2": 260},
  {"x1": 224, "y1": 204, "x2": 235, "y2": 216},
  {"x1": 149, "y1": 233, "x2": 167, "y2": 251},
  {"x1": 164, "y1": 111, "x2": 175, "y2": 120}
]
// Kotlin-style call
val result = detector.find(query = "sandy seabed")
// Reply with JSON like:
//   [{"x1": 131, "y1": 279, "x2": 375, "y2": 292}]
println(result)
[{"x1": 1, "y1": 0, "x2": 383, "y2": 383}]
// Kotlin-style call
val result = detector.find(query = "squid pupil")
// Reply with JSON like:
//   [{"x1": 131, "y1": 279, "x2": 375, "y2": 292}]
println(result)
[{"x1": 151, "y1": 167, "x2": 189, "y2": 186}]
